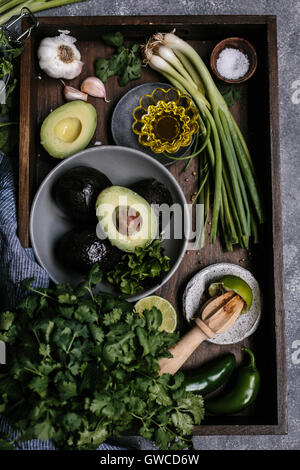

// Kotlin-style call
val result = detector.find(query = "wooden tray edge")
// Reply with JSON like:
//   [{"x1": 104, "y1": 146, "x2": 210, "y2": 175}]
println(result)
[{"x1": 17, "y1": 15, "x2": 287, "y2": 435}]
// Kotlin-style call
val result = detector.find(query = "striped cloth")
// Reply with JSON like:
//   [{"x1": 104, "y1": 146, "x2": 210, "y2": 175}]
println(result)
[{"x1": 0, "y1": 152, "x2": 126, "y2": 451}]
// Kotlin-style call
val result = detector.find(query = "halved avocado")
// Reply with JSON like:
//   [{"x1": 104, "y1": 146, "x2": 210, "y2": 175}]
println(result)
[
  {"x1": 53, "y1": 166, "x2": 112, "y2": 223},
  {"x1": 40, "y1": 101, "x2": 97, "y2": 159},
  {"x1": 96, "y1": 186, "x2": 158, "y2": 253},
  {"x1": 56, "y1": 227, "x2": 122, "y2": 274}
]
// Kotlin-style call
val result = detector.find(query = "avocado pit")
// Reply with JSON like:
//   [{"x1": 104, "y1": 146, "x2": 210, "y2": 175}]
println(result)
[
  {"x1": 114, "y1": 206, "x2": 142, "y2": 236},
  {"x1": 54, "y1": 117, "x2": 82, "y2": 143}
]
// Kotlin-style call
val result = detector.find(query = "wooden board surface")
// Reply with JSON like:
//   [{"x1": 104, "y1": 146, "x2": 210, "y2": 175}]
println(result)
[{"x1": 18, "y1": 15, "x2": 286, "y2": 435}]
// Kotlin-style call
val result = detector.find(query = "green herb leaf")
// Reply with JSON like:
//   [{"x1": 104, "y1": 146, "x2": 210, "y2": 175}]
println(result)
[
  {"x1": 33, "y1": 419, "x2": 55, "y2": 441},
  {"x1": 217, "y1": 82, "x2": 244, "y2": 108},
  {"x1": 95, "y1": 35, "x2": 141, "y2": 87},
  {"x1": 0, "y1": 311, "x2": 14, "y2": 331},
  {"x1": 118, "y1": 45, "x2": 141, "y2": 86},
  {"x1": 101, "y1": 32, "x2": 124, "y2": 48},
  {"x1": 0, "y1": 433, "x2": 15, "y2": 450}
]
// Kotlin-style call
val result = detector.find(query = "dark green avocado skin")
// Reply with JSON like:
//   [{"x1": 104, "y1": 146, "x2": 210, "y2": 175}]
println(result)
[
  {"x1": 53, "y1": 166, "x2": 112, "y2": 224},
  {"x1": 130, "y1": 179, "x2": 173, "y2": 207},
  {"x1": 130, "y1": 179, "x2": 173, "y2": 233},
  {"x1": 56, "y1": 227, "x2": 122, "y2": 274}
]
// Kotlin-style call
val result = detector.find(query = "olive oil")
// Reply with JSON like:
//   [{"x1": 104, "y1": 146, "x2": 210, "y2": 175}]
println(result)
[
  {"x1": 132, "y1": 87, "x2": 199, "y2": 154},
  {"x1": 154, "y1": 114, "x2": 181, "y2": 141}
]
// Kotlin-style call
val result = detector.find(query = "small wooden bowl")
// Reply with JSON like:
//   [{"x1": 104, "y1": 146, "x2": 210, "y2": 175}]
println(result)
[{"x1": 210, "y1": 37, "x2": 257, "y2": 84}]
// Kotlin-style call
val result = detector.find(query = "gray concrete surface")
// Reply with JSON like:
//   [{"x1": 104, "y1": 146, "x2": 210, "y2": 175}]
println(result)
[{"x1": 36, "y1": 0, "x2": 300, "y2": 450}]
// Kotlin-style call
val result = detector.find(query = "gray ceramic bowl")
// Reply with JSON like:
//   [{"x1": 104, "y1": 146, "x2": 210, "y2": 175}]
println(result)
[
  {"x1": 30, "y1": 145, "x2": 190, "y2": 302},
  {"x1": 183, "y1": 263, "x2": 262, "y2": 344}
]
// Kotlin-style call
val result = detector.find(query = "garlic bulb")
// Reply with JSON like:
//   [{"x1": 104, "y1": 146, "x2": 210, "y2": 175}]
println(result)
[
  {"x1": 81, "y1": 77, "x2": 110, "y2": 102},
  {"x1": 38, "y1": 32, "x2": 83, "y2": 80}
]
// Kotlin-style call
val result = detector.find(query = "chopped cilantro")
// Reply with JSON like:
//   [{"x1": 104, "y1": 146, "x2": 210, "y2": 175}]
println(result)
[{"x1": 106, "y1": 239, "x2": 170, "y2": 295}]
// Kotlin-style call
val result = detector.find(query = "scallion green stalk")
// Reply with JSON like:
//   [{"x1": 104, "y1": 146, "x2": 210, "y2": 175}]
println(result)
[
  {"x1": 0, "y1": 0, "x2": 87, "y2": 26},
  {"x1": 0, "y1": 0, "x2": 24, "y2": 15}
]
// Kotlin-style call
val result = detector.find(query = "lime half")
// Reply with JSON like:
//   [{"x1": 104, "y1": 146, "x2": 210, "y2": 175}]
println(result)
[
  {"x1": 208, "y1": 275, "x2": 253, "y2": 312},
  {"x1": 134, "y1": 296, "x2": 177, "y2": 333}
]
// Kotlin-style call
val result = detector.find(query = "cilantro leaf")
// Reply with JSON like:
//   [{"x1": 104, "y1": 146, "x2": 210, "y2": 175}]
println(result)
[
  {"x1": 33, "y1": 419, "x2": 55, "y2": 441},
  {"x1": 103, "y1": 308, "x2": 123, "y2": 326},
  {"x1": 94, "y1": 58, "x2": 111, "y2": 83},
  {"x1": 149, "y1": 383, "x2": 172, "y2": 406},
  {"x1": 28, "y1": 376, "x2": 49, "y2": 399},
  {"x1": 87, "y1": 264, "x2": 103, "y2": 286},
  {"x1": 78, "y1": 423, "x2": 108, "y2": 449},
  {"x1": 62, "y1": 413, "x2": 82, "y2": 432},
  {"x1": 217, "y1": 82, "x2": 244, "y2": 108},
  {"x1": 176, "y1": 393, "x2": 205, "y2": 424},
  {"x1": 95, "y1": 33, "x2": 141, "y2": 87},
  {"x1": 0, "y1": 311, "x2": 14, "y2": 331},
  {"x1": 118, "y1": 45, "x2": 141, "y2": 86},
  {"x1": 155, "y1": 427, "x2": 173, "y2": 450},
  {"x1": 0, "y1": 432, "x2": 15, "y2": 450},
  {"x1": 101, "y1": 31, "x2": 124, "y2": 48},
  {"x1": 171, "y1": 410, "x2": 194, "y2": 435}
]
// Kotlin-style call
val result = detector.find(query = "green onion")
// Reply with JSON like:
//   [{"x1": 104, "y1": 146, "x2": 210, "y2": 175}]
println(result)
[
  {"x1": 0, "y1": 0, "x2": 87, "y2": 26},
  {"x1": 142, "y1": 32, "x2": 264, "y2": 251}
]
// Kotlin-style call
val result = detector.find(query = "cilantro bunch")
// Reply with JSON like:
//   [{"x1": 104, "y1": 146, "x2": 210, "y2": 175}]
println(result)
[
  {"x1": 95, "y1": 32, "x2": 142, "y2": 87},
  {"x1": 106, "y1": 239, "x2": 171, "y2": 295},
  {"x1": 0, "y1": 266, "x2": 204, "y2": 450}
]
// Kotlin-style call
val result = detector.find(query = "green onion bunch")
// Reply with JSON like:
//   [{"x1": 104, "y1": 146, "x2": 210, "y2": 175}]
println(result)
[{"x1": 143, "y1": 32, "x2": 263, "y2": 250}]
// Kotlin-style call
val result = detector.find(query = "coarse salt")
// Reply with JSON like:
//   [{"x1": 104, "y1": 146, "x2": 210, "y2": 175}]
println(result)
[{"x1": 216, "y1": 47, "x2": 250, "y2": 80}]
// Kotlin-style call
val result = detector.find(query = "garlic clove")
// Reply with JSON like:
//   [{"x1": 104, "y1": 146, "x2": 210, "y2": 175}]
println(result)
[
  {"x1": 61, "y1": 80, "x2": 88, "y2": 102},
  {"x1": 81, "y1": 77, "x2": 110, "y2": 102}
]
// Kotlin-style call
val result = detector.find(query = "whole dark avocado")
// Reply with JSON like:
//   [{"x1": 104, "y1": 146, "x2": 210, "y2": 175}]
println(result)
[
  {"x1": 130, "y1": 179, "x2": 173, "y2": 233},
  {"x1": 56, "y1": 227, "x2": 122, "y2": 274},
  {"x1": 53, "y1": 166, "x2": 112, "y2": 223},
  {"x1": 130, "y1": 179, "x2": 173, "y2": 207}
]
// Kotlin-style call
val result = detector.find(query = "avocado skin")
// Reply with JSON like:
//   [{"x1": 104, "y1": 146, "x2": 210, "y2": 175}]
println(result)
[
  {"x1": 130, "y1": 179, "x2": 173, "y2": 233},
  {"x1": 53, "y1": 166, "x2": 112, "y2": 224},
  {"x1": 130, "y1": 179, "x2": 173, "y2": 207},
  {"x1": 56, "y1": 227, "x2": 122, "y2": 274}
]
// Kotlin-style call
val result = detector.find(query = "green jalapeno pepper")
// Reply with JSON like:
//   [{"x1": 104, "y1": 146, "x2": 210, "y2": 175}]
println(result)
[
  {"x1": 183, "y1": 353, "x2": 236, "y2": 396},
  {"x1": 206, "y1": 347, "x2": 260, "y2": 415}
]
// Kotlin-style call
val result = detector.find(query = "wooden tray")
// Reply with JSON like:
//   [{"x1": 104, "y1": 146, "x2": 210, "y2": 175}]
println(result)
[{"x1": 18, "y1": 15, "x2": 286, "y2": 435}]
